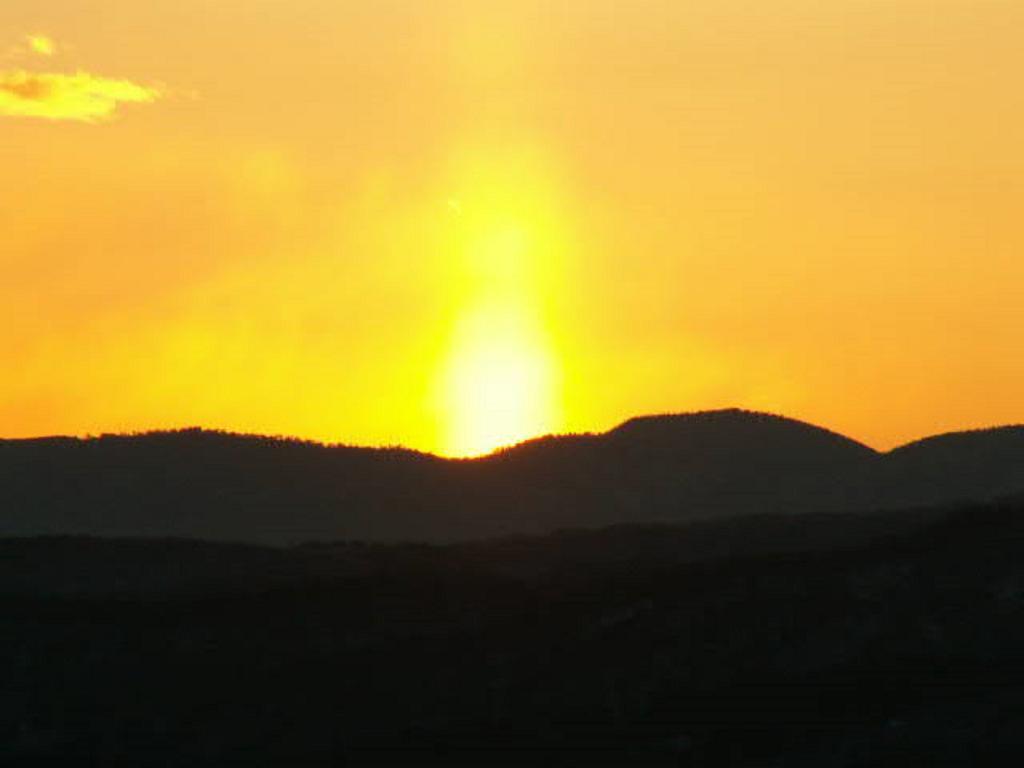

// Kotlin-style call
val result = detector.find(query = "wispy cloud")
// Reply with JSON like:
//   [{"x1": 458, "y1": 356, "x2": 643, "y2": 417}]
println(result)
[
  {"x1": 0, "y1": 69, "x2": 161, "y2": 122},
  {"x1": 0, "y1": 34, "x2": 162, "y2": 122},
  {"x1": 5, "y1": 34, "x2": 60, "y2": 61}
]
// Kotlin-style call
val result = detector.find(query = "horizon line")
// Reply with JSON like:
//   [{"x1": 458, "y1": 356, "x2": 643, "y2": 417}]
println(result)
[{"x1": 3, "y1": 407, "x2": 1023, "y2": 460}]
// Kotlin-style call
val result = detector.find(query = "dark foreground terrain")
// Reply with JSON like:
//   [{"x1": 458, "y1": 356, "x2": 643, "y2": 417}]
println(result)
[{"x1": 5, "y1": 499, "x2": 1024, "y2": 766}]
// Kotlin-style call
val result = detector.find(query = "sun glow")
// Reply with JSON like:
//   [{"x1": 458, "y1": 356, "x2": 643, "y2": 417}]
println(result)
[
  {"x1": 428, "y1": 155, "x2": 572, "y2": 457},
  {"x1": 438, "y1": 302, "x2": 560, "y2": 457}
]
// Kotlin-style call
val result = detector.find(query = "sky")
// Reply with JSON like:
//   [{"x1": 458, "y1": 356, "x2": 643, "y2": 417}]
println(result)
[{"x1": 2, "y1": 0, "x2": 1023, "y2": 456}]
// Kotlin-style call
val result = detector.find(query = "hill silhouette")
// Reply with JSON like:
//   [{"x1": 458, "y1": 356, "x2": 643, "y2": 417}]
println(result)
[{"x1": 2, "y1": 408, "x2": 1023, "y2": 544}]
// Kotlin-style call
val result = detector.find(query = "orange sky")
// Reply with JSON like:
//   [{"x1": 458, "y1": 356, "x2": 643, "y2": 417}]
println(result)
[{"x1": 3, "y1": 0, "x2": 1023, "y2": 456}]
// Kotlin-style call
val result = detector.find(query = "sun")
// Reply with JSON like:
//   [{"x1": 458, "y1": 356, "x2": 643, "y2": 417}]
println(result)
[
  {"x1": 437, "y1": 302, "x2": 560, "y2": 457},
  {"x1": 430, "y1": 153, "x2": 571, "y2": 457}
]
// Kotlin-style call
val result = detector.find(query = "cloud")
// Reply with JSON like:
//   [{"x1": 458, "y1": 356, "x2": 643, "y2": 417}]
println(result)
[
  {"x1": 4, "y1": 34, "x2": 59, "y2": 61},
  {"x1": 0, "y1": 69, "x2": 161, "y2": 122},
  {"x1": 28, "y1": 35, "x2": 56, "y2": 57}
]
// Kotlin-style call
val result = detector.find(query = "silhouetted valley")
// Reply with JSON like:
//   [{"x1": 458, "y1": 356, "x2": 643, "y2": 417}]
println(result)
[{"x1": 5, "y1": 499, "x2": 1024, "y2": 765}]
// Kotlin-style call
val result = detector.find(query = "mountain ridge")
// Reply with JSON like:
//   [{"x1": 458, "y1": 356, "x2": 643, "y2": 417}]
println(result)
[
  {"x1": 5, "y1": 407, "x2": 1022, "y2": 458},
  {"x1": 2, "y1": 409, "x2": 1023, "y2": 544}
]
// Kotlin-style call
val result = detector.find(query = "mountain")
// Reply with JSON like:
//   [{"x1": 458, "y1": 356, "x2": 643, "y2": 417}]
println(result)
[
  {"x1": 881, "y1": 426, "x2": 1024, "y2": 508},
  {"x1": 1, "y1": 409, "x2": 1023, "y2": 544}
]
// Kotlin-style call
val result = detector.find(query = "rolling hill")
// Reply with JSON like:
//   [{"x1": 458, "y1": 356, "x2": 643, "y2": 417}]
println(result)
[{"x1": 1, "y1": 409, "x2": 1022, "y2": 544}]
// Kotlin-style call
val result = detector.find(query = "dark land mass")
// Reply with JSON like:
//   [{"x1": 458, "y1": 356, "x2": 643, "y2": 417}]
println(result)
[
  {"x1": 4, "y1": 498, "x2": 1024, "y2": 765},
  {"x1": 4, "y1": 408, "x2": 1024, "y2": 764},
  {"x1": 3, "y1": 409, "x2": 1024, "y2": 543}
]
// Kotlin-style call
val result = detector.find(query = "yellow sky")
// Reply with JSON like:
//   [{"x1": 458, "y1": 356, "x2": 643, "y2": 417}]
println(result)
[{"x1": 2, "y1": 0, "x2": 1023, "y2": 456}]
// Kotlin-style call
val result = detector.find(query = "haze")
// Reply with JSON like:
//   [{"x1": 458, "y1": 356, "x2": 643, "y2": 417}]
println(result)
[{"x1": 3, "y1": 0, "x2": 1023, "y2": 456}]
